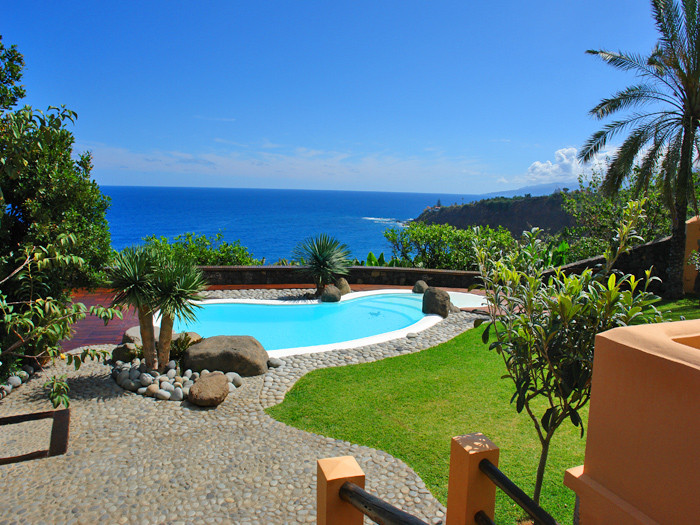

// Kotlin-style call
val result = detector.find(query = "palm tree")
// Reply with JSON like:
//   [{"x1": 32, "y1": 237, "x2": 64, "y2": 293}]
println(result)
[
  {"x1": 152, "y1": 257, "x2": 207, "y2": 372},
  {"x1": 107, "y1": 246, "x2": 157, "y2": 369},
  {"x1": 293, "y1": 234, "x2": 351, "y2": 296},
  {"x1": 579, "y1": 0, "x2": 700, "y2": 298}
]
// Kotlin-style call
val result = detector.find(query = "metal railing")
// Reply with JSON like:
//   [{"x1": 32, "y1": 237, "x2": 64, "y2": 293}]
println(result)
[
  {"x1": 478, "y1": 458, "x2": 558, "y2": 525},
  {"x1": 0, "y1": 409, "x2": 70, "y2": 465},
  {"x1": 339, "y1": 481, "x2": 430, "y2": 525}
]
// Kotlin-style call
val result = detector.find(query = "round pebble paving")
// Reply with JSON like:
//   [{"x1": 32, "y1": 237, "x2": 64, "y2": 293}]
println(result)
[{"x1": 0, "y1": 288, "x2": 481, "y2": 524}]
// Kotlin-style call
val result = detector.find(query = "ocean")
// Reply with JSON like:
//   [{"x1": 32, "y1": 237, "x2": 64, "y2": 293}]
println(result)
[{"x1": 103, "y1": 186, "x2": 480, "y2": 263}]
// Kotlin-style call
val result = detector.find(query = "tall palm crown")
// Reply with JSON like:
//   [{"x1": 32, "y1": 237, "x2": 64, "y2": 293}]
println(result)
[
  {"x1": 579, "y1": 0, "x2": 700, "y2": 297},
  {"x1": 293, "y1": 234, "x2": 351, "y2": 295}
]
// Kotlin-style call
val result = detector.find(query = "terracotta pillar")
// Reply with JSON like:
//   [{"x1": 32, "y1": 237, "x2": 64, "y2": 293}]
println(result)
[
  {"x1": 682, "y1": 215, "x2": 700, "y2": 293},
  {"x1": 445, "y1": 433, "x2": 500, "y2": 525},
  {"x1": 317, "y1": 456, "x2": 365, "y2": 525},
  {"x1": 565, "y1": 320, "x2": 700, "y2": 524}
]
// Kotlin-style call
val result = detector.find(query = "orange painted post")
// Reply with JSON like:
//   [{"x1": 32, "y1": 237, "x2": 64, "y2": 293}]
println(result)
[
  {"x1": 683, "y1": 216, "x2": 700, "y2": 293},
  {"x1": 445, "y1": 433, "x2": 500, "y2": 525},
  {"x1": 317, "y1": 456, "x2": 365, "y2": 525}
]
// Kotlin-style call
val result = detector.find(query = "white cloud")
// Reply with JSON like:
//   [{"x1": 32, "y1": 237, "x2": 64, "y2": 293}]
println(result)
[
  {"x1": 78, "y1": 141, "x2": 490, "y2": 193},
  {"x1": 524, "y1": 147, "x2": 580, "y2": 184}
]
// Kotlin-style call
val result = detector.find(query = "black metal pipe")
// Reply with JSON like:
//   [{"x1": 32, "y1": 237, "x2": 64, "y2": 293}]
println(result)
[
  {"x1": 478, "y1": 459, "x2": 558, "y2": 525},
  {"x1": 339, "y1": 481, "x2": 430, "y2": 525},
  {"x1": 474, "y1": 510, "x2": 496, "y2": 525}
]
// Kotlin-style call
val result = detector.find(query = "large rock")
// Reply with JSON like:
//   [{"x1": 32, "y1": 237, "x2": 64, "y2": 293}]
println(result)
[
  {"x1": 122, "y1": 326, "x2": 142, "y2": 345},
  {"x1": 183, "y1": 336, "x2": 269, "y2": 376},
  {"x1": 335, "y1": 278, "x2": 352, "y2": 295},
  {"x1": 412, "y1": 280, "x2": 429, "y2": 293},
  {"x1": 188, "y1": 371, "x2": 229, "y2": 407},
  {"x1": 112, "y1": 343, "x2": 140, "y2": 362},
  {"x1": 321, "y1": 285, "x2": 342, "y2": 302},
  {"x1": 422, "y1": 287, "x2": 453, "y2": 318},
  {"x1": 122, "y1": 326, "x2": 202, "y2": 348}
]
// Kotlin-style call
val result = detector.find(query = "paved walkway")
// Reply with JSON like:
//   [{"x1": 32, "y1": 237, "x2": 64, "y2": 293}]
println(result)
[{"x1": 1, "y1": 289, "x2": 481, "y2": 524}]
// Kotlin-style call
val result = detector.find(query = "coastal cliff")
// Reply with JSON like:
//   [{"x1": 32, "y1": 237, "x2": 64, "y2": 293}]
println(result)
[{"x1": 416, "y1": 192, "x2": 575, "y2": 235}]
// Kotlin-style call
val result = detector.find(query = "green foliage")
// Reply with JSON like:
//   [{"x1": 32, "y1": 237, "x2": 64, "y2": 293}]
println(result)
[
  {"x1": 0, "y1": 237, "x2": 121, "y2": 406},
  {"x1": 0, "y1": 38, "x2": 111, "y2": 291},
  {"x1": 384, "y1": 222, "x2": 515, "y2": 270},
  {"x1": 293, "y1": 234, "x2": 351, "y2": 295},
  {"x1": 474, "y1": 200, "x2": 663, "y2": 503},
  {"x1": 170, "y1": 333, "x2": 194, "y2": 364},
  {"x1": 560, "y1": 170, "x2": 673, "y2": 260},
  {"x1": 0, "y1": 36, "x2": 25, "y2": 111},
  {"x1": 580, "y1": 0, "x2": 700, "y2": 297},
  {"x1": 142, "y1": 232, "x2": 260, "y2": 266}
]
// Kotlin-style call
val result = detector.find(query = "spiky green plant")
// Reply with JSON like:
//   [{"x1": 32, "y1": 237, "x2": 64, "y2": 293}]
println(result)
[
  {"x1": 107, "y1": 246, "x2": 157, "y2": 369},
  {"x1": 152, "y1": 257, "x2": 207, "y2": 372},
  {"x1": 293, "y1": 234, "x2": 351, "y2": 296},
  {"x1": 579, "y1": 0, "x2": 700, "y2": 297}
]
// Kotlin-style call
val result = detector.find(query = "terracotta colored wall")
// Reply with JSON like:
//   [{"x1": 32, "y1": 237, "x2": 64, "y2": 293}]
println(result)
[
  {"x1": 565, "y1": 320, "x2": 700, "y2": 524},
  {"x1": 683, "y1": 216, "x2": 700, "y2": 293}
]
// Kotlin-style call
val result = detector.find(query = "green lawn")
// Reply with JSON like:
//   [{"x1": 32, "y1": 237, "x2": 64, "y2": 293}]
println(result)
[
  {"x1": 266, "y1": 297, "x2": 700, "y2": 524},
  {"x1": 267, "y1": 326, "x2": 587, "y2": 524},
  {"x1": 655, "y1": 295, "x2": 700, "y2": 321}
]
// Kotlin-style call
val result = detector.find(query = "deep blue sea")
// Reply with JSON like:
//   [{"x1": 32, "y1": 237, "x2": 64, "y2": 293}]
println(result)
[{"x1": 103, "y1": 186, "x2": 480, "y2": 263}]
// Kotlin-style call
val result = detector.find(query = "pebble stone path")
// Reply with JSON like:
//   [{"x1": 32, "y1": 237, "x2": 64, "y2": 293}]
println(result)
[{"x1": 0, "y1": 289, "x2": 483, "y2": 525}]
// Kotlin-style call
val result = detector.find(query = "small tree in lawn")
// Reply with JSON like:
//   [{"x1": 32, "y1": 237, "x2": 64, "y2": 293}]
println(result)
[
  {"x1": 151, "y1": 256, "x2": 207, "y2": 372},
  {"x1": 474, "y1": 200, "x2": 663, "y2": 504},
  {"x1": 293, "y1": 234, "x2": 351, "y2": 297}
]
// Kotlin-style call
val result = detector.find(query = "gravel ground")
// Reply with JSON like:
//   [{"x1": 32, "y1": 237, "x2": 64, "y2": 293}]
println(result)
[{"x1": 0, "y1": 289, "x2": 482, "y2": 524}]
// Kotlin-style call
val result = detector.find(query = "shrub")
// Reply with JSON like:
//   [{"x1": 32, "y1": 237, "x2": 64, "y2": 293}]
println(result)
[
  {"x1": 474, "y1": 200, "x2": 663, "y2": 504},
  {"x1": 142, "y1": 232, "x2": 261, "y2": 266},
  {"x1": 384, "y1": 222, "x2": 515, "y2": 270}
]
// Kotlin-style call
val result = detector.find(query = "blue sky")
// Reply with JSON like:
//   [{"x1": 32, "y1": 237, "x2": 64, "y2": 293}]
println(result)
[{"x1": 4, "y1": 1, "x2": 659, "y2": 193}]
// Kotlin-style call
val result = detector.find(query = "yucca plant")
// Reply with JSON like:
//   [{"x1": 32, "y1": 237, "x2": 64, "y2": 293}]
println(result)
[
  {"x1": 107, "y1": 246, "x2": 158, "y2": 369},
  {"x1": 293, "y1": 234, "x2": 351, "y2": 296},
  {"x1": 151, "y1": 256, "x2": 207, "y2": 372}
]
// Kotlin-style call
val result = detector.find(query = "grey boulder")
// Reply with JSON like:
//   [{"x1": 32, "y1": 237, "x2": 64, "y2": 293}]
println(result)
[
  {"x1": 321, "y1": 285, "x2": 342, "y2": 302},
  {"x1": 412, "y1": 280, "x2": 429, "y2": 293},
  {"x1": 183, "y1": 335, "x2": 269, "y2": 377},
  {"x1": 188, "y1": 371, "x2": 229, "y2": 407},
  {"x1": 422, "y1": 287, "x2": 453, "y2": 318},
  {"x1": 335, "y1": 278, "x2": 352, "y2": 295}
]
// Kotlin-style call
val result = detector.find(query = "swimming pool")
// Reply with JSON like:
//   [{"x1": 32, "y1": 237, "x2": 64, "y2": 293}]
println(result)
[{"x1": 169, "y1": 291, "x2": 444, "y2": 357}]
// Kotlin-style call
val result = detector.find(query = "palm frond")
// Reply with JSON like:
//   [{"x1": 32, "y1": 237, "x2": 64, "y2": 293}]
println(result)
[{"x1": 589, "y1": 84, "x2": 681, "y2": 118}]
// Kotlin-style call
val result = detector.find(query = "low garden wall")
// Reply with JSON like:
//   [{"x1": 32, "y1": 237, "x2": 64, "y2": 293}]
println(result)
[
  {"x1": 200, "y1": 234, "x2": 681, "y2": 292},
  {"x1": 199, "y1": 265, "x2": 481, "y2": 289}
]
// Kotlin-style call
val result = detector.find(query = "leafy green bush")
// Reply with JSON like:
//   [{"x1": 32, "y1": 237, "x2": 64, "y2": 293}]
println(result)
[
  {"x1": 560, "y1": 171, "x2": 672, "y2": 261},
  {"x1": 384, "y1": 222, "x2": 515, "y2": 270},
  {"x1": 474, "y1": 200, "x2": 662, "y2": 504},
  {"x1": 0, "y1": 236, "x2": 121, "y2": 407},
  {"x1": 142, "y1": 232, "x2": 261, "y2": 266}
]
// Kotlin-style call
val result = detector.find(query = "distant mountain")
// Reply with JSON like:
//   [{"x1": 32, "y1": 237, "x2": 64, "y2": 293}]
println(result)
[{"x1": 479, "y1": 180, "x2": 579, "y2": 199}]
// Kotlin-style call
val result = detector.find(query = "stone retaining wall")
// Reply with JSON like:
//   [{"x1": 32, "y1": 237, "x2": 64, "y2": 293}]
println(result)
[
  {"x1": 200, "y1": 236, "x2": 675, "y2": 291},
  {"x1": 199, "y1": 265, "x2": 481, "y2": 288},
  {"x1": 555, "y1": 236, "x2": 672, "y2": 294}
]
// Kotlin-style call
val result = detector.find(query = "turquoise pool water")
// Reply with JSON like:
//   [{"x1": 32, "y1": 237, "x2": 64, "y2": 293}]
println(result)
[{"x1": 172, "y1": 293, "x2": 427, "y2": 351}]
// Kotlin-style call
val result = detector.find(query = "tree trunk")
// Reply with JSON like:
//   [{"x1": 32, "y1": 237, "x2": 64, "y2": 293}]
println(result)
[
  {"x1": 138, "y1": 308, "x2": 157, "y2": 370},
  {"x1": 157, "y1": 314, "x2": 174, "y2": 373},
  {"x1": 532, "y1": 434, "x2": 552, "y2": 505},
  {"x1": 665, "y1": 118, "x2": 696, "y2": 299}
]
